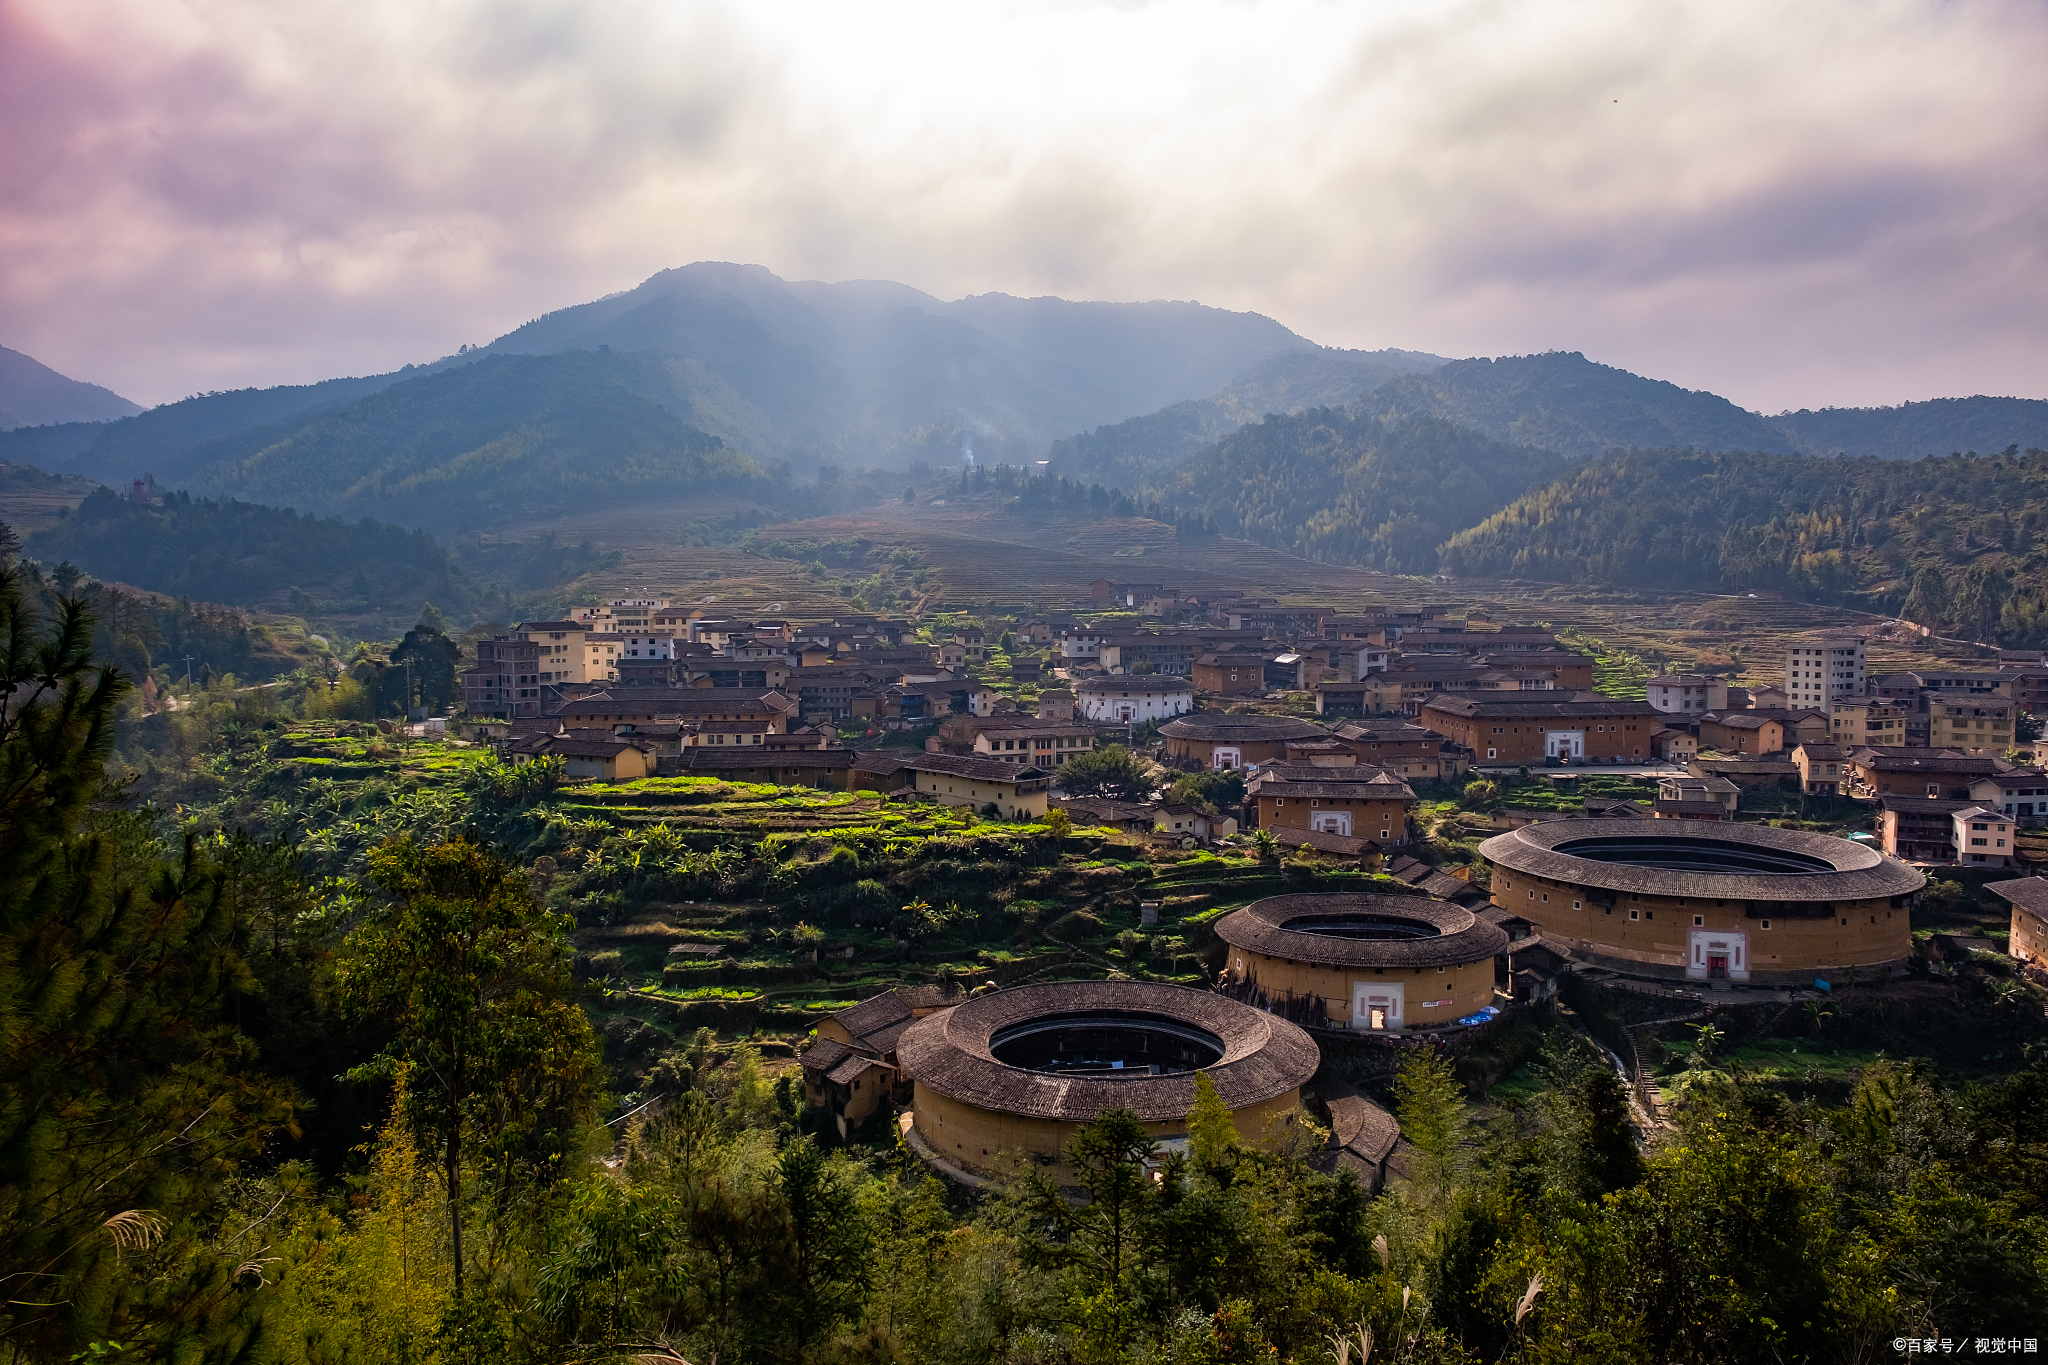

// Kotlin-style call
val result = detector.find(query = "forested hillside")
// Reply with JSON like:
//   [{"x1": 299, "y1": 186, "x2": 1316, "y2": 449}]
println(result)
[
  {"x1": 1045, "y1": 347, "x2": 1446, "y2": 489},
  {"x1": 1771, "y1": 396, "x2": 2048, "y2": 459},
  {"x1": 177, "y1": 351, "x2": 770, "y2": 528},
  {"x1": 1437, "y1": 447, "x2": 2048, "y2": 643},
  {"x1": 1145, "y1": 411, "x2": 1565, "y2": 574},
  {"x1": 27, "y1": 486, "x2": 476, "y2": 613},
  {"x1": 1359, "y1": 352, "x2": 1795, "y2": 460},
  {"x1": 10, "y1": 367, "x2": 417, "y2": 486}
]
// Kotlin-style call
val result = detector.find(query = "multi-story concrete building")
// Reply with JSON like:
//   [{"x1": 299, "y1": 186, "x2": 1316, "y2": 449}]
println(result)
[
  {"x1": 1645, "y1": 673, "x2": 1727, "y2": 715},
  {"x1": 462, "y1": 638, "x2": 543, "y2": 718},
  {"x1": 1927, "y1": 692, "x2": 2015, "y2": 754},
  {"x1": 1784, "y1": 631, "x2": 1866, "y2": 709}
]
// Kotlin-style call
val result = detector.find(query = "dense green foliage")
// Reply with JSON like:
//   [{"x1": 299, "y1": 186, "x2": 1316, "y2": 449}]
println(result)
[
  {"x1": 1438, "y1": 447, "x2": 2048, "y2": 643},
  {"x1": 29, "y1": 487, "x2": 475, "y2": 613},
  {"x1": 179, "y1": 352, "x2": 770, "y2": 528},
  {"x1": 0, "y1": 563, "x2": 301, "y2": 1360},
  {"x1": 1358, "y1": 351, "x2": 1796, "y2": 460},
  {"x1": 1056, "y1": 744, "x2": 1157, "y2": 802},
  {"x1": 1148, "y1": 412, "x2": 1565, "y2": 574}
]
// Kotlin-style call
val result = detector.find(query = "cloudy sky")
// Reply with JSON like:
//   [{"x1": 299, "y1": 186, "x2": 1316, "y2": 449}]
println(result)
[{"x1": 4, "y1": 0, "x2": 2046, "y2": 412}]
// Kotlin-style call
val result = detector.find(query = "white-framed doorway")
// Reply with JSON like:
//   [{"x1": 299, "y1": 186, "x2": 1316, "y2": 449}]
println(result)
[
  {"x1": 1352, "y1": 979, "x2": 1404, "y2": 1030},
  {"x1": 1310, "y1": 810, "x2": 1353, "y2": 836},
  {"x1": 1685, "y1": 929, "x2": 1750, "y2": 982},
  {"x1": 1212, "y1": 747, "x2": 1242, "y2": 770},
  {"x1": 1546, "y1": 730, "x2": 1585, "y2": 760}
]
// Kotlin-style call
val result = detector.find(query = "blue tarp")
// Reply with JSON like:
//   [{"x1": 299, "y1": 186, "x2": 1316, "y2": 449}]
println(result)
[{"x1": 1457, "y1": 1006, "x2": 1500, "y2": 1027}]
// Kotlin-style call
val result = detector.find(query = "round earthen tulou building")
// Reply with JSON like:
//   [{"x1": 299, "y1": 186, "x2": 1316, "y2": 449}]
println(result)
[
  {"x1": 1214, "y1": 892, "x2": 1508, "y2": 1031},
  {"x1": 896, "y1": 980, "x2": 1319, "y2": 1178},
  {"x1": 1480, "y1": 819, "x2": 1925, "y2": 985},
  {"x1": 1159, "y1": 714, "x2": 1329, "y2": 770}
]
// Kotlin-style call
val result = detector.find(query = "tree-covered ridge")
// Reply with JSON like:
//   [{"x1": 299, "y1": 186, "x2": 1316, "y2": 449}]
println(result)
[
  {"x1": 1436, "y1": 446, "x2": 2048, "y2": 643},
  {"x1": 1145, "y1": 411, "x2": 1566, "y2": 574},
  {"x1": 1044, "y1": 348, "x2": 1446, "y2": 491},
  {"x1": 1359, "y1": 351, "x2": 1797, "y2": 461},
  {"x1": 1772, "y1": 395, "x2": 2048, "y2": 461},
  {"x1": 28, "y1": 486, "x2": 475, "y2": 612},
  {"x1": 177, "y1": 351, "x2": 771, "y2": 528}
]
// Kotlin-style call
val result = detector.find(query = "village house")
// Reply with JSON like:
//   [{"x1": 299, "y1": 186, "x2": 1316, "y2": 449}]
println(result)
[
  {"x1": 511, "y1": 620, "x2": 597, "y2": 684},
  {"x1": 1928, "y1": 692, "x2": 2015, "y2": 754},
  {"x1": 1153, "y1": 802, "x2": 1231, "y2": 842},
  {"x1": 507, "y1": 732, "x2": 654, "y2": 782},
  {"x1": 1985, "y1": 878, "x2": 2048, "y2": 969},
  {"x1": 463, "y1": 637, "x2": 543, "y2": 719},
  {"x1": 971, "y1": 723, "x2": 1097, "y2": 766},
  {"x1": 1246, "y1": 762, "x2": 1416, "y2": 846},
  {"x1": 1842, "y1": 747, "x2": 1998, "y2": 801},
  {"x1": 1645, "y1": 673, "x2": 1728, "y2": 714},
  {"x1": 1878, "y1": 796, "x2": 1971, "y2": 861},
  {"x1": 1193, "y1": 650, "x2": 1276, "y2": 695},
  {"x1": 848, "y1": 752, "x2": 1051, "y2": 818},
  {"x1": 1828, "y1": 698, "x2": 1915, "y2": 748},
  {"x1": 1051, "y1": 796, "x2": 1158, "y2": 836},
  {"x1": 1328, "y1": 717, "x2": 1465, "y2": 780},
  {"x1": 1952, "y1": 806, "x2": 2016, "y2": 866},
  {"x1": 1699, "y1": 712, "x2": 1783, "y2": 755},
  {"x1": 1656, "y1": 774, "x2": 1740, "y2": 813},
  {"x1": 1792, "y1": 742, "x2": 1848, "y2": 794},
  {"x1": 1968, "y1": 769, "x2": 2048, "y2": 821},
  {"x1": 1312, "y1": 675, "x2": 1404, "y2": 717},
  {"x1": 1651, "y1": 727, "x2": 1699, "y2": 762},
  {"x1": 1417, "y1": 695, "x2": 1660, "y2": 764},
  {"x1": 799, "y1": 986, "x2": 963, "y2": 1138}
]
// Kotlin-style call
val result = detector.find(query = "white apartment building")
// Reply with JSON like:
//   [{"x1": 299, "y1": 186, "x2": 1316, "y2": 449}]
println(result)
[
  {"x1": 1646, "y1": 673, "x2": 1728, "y2": 715},
  {"x1": 1784, "y1": 632, "x2": 1866, "y2": 709}
]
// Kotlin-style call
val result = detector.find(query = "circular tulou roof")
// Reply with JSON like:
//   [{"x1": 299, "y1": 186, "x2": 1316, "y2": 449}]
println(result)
[
  {"x1": 897, "y1": 980, "x2": 1318, "y2": 1123},
  {"x1": 1159, "y1": 714, "x2": 1328, "y2": 742},
  {"x1": 1480, "y1": 819, "x2": 1925, "y2": 902},
  {"x1": 1076, "y1": 675, "x2": 1196, "y2": 693},
  {"x1": 1217, "y1": 892, "x2": 1509, "y2": 969}
]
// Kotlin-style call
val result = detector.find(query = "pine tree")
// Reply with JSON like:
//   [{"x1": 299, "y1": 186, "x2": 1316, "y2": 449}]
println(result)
[
  {"x1": 335, "y1": 835, "x2": 600, "y2": 1301},
  {"x1": 0, "y1": 557, "x2": 299, "y2": 1357}
]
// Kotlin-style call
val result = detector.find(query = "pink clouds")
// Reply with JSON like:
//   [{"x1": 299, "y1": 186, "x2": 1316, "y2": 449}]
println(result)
[{"x1": 3, "y1": 0, "x2": 2045, "y2": 413}]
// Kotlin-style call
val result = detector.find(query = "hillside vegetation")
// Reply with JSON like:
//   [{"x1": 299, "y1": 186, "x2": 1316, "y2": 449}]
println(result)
[
  {"x1": 27, "y1": 486, "x2": 476, "y2": 613},
  {"x1": 1438, "y1": 447, "x2": 2048, "y2": 643},
  {"x1": 1142, "y1": 410, "x2": 1565, "y2": 574},
  {"x1": 1045, "y1": 347, "x2": 1447, "y2": 489},
  {"x1": 176, "y1": 351, "x2": 769, "y2": 528}
]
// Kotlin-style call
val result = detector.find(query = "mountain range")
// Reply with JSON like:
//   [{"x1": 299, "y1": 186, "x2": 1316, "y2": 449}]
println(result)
[
  {"x1": 8, "y1": 262, "x2": 2048, "y2": 642},
  {"x1": 11, "y1": 263, "x2": 2047, "y2": 523}
]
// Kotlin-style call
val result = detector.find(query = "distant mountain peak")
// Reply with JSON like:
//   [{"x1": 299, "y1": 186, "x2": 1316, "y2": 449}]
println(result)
[{"x1": 0, "y1": 345, "x2": 144, "y2": 430}]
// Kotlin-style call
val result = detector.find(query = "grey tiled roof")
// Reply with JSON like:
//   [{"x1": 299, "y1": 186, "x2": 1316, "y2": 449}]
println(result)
[
  {"x1": 1480, "y1": 819, "x2": 1925, "y2": 901},
  {"x1": 1421, "y1": 695, "x2": 1659, "y2": 719},
  {"x1": 896, "y1": 981, "x2": 1318, "y2": 1123},
  {"x1": 799, "y1": 1037, "x2": 858, "y2": 1074},
  {"x1": 834, "y1": 991, "x2": 913, "y2": 1043},
  {"x1": 1160, "y1": 715, "x2": 1328, "y2": 742},
  {"x1": 1985, "y1": 877, "x2": 2048, "y2": 916},
  {"x1": 1216, "y1": 892, "x2": 1508, "y2": 969}
]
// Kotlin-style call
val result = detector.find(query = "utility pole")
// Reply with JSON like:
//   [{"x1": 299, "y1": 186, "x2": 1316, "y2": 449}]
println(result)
[{"x1": 182, "y1": 654, "x2": 196, "y2": 687}]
